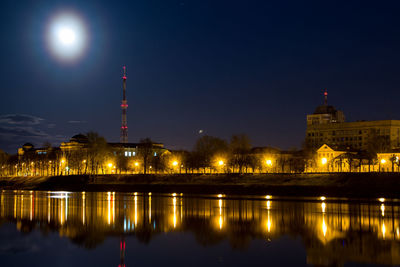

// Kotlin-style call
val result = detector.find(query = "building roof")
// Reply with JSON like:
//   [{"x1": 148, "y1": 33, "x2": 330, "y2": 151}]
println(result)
[
  {"x1": 70, "y1": 134, "x2": 88, "y2": 143},
  {"x1": 313, "y1": 105, "x2": 338, "y2": 115},
  {"x1": 108, "y1": 142, "x2": 164, "y2": 149}
]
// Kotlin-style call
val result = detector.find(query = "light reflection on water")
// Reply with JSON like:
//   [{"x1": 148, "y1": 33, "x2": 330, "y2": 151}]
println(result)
[{"x1": 0, "y1": 190, "x2": 400, "y2": 266}]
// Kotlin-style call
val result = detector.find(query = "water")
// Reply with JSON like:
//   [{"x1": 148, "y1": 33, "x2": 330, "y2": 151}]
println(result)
[{"x1": 0, "y1": 190, "x2": 398, "y2": 267}]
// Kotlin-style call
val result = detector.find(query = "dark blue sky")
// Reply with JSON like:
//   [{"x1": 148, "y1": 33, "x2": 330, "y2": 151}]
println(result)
[{"x1": 1, "y1": 0, "x2": 400, "y2": 153}]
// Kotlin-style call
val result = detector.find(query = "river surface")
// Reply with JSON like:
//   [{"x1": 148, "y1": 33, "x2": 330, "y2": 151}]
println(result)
[{"x1": 0, "y1": 190, "x2": 398, "y2": 267}]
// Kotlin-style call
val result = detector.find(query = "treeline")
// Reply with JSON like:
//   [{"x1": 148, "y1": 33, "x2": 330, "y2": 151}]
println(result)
[{"x1": 0, "y1": 133, "x2": 306, "y2": 177}]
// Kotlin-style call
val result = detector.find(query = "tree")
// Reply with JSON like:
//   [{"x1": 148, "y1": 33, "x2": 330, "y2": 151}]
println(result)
[
  {"x1": 0, "y1": 149, "x2": 8, "y2": 177},
  {"x1": 87, "y1": 132, "x2": 111, "y2": 175},
  {"x1": 367, "y1": 130, "x2": 390, "y2": 154},
  {"x1": 115, "y1": 154, "x2": 129, "y2": 174},
  {"x1": 193, "y1": 135, "x2": 229, "y2": 173},
  {"x1": 389, "y1": 154, "x2": 398, "y2": 172},
  {"x1": 137, "y1": 138, "x2": 154, "y2": 174},
  {"x1": 230, "y1": 134, "x2": 251, "y2": 173}
]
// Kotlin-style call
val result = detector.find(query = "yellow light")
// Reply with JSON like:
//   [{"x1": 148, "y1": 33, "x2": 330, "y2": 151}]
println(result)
[
  {"x1": 382, "y1": 222, "x2": 386, "y2": 239},
  {"x1": 172, "y1": 193, "x2": 177, "y2": 197},
  {"x1": 218, "y1": 160, "x2": 224, "y2": 166},
  {"x1": 266, "y1": 195, "x2": 272, "y2": 199},
  {"x1": 381, "y1": 159, "x2": 386, "y2": 164},
  {"x1": 172, "y1": 161, "x2": 178, "y2": 166},
  {"x1": 134, "y1": 162, "x2": 139, "y2": 167},
  {"x1": 321, "y1": 158, "x2": 327, "y2": 165},
  {"x1": 379, "y1": 198, "x2": 385, "y2": 203},
  {"x1": 107, "y1": 163, "x2": 112, "y2": 168},
  {"x1": 322, "y1": 217, "x2": 327, "y2": 237},
  {"x1": 321, "y1": 202, "x2": 326, "y2": 213},
  {"x1": 82, "y1": 160, "x2": 86, "y2": 163},
  {"x1": 217, "y1": 194, "x2": 223, "y2": 198},
  {"x1": 320, "y1": 196, "x2": 326, "y2": 201},
  {"x1": 61, "y1": 159, "x2": 65, "y2": 164},
  {"x1": 266, "y1": 159, "x2": 272, "y2": 166}
]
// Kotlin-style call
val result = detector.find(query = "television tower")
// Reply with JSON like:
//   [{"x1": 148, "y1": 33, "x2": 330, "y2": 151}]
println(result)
[
  {"x1": 324, "y1": 88, "x2": 328, "y2": 105},
  {"x1": 120, "y1": 66, "x2": 128, "y2": 143}
]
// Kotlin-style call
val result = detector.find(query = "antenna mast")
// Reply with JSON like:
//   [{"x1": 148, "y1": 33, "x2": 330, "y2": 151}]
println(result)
[{"x1": 120, "y1": 66, "x2": 128, "y2": 143}]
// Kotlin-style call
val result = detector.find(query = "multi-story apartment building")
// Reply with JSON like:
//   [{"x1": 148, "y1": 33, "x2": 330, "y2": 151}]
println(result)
[{"x1": 305, "y1": 94, "x2": 400, "y2": 151}]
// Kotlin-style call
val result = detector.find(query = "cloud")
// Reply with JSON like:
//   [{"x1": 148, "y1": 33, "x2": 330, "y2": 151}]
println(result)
[
  {"x1": 68, "y1": 120, "x2": 87, "y2": 124},
  {"x1": 0, "y1": 114, "x2": 65, "y2": 153},
  {"x1": 0, "y1": 114, "x2": 44, "y2": 126}
]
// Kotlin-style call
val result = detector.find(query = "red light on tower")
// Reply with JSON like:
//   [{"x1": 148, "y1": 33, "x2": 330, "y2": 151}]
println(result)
[{"x1": 323, "y1": 89, "x2": 328, "y2": 105}]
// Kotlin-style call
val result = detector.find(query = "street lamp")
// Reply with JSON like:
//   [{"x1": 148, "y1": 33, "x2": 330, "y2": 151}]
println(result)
[
  {"x1": 265, "y1": 159, "x2": 273, "y2": 173},
  {"x1": 380, "y1": 158, "x2": 386, "y2": 172}
]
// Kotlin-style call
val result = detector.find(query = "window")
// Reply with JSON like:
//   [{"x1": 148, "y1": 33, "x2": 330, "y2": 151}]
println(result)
[
  {"x1": 128, "y1": 152, "x2": 132, "y2": 157},
  {"x1": 132, "y1": 152, "x2": 136, "y2": 156},
  {"x1": 154, "y1": 152, "x2": 157, "y2": 156},
  {"x1": 124, "y1": 151, "x2": 128, "y2": 157}
]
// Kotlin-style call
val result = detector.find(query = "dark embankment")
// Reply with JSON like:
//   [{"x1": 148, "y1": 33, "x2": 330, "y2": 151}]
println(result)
[{"x1": 0, "y1": 173, "x2": 400, "y2": 198}]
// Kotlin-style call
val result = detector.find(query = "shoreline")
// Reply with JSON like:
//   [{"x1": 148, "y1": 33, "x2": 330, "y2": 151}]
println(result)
[{"x1": 1, "y1": 173, "x2": 400, "y2": 198}]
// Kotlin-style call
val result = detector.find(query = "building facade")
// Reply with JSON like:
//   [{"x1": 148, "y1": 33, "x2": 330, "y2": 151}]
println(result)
[
  {"x1": 307, "y1": 144, "x2": 400, "y2": 173},
  {"x1": 306, "y1": 95, "x2": 400, "y2": 151}
]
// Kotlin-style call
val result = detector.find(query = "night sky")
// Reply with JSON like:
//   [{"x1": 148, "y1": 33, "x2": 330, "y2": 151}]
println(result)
[{"x1": 1, "y1": 0, "x2": 400, "y2": 154}]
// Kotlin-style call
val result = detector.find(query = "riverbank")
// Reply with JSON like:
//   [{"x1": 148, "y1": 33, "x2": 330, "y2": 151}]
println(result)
[{"x1": 0, "y1": 173, "x2": 400, "y2": 198}]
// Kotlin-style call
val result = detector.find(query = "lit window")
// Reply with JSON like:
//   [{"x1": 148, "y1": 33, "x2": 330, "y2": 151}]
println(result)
[
  {"x1": 124, "y1": 151, "x2": 128, "y2": 157},
  {"x1": 128, "y1": 152, "x2": 132, "y2": 157},
  {"x1": 133, "y1": 152, "x2": 136, "y2": 156},
  {"x1": 154, "y1": 152, "x2": 157, "y2": 156}
]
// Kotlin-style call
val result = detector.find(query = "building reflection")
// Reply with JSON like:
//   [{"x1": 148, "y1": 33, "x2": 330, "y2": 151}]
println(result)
[{"x1": 1, "y1": 190, "x2": 400, "y2": 266}]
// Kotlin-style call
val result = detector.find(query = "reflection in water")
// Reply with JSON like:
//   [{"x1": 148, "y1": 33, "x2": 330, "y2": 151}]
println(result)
[{"x1": 1, "y1": 190, "x2": 400, "y2": 266}]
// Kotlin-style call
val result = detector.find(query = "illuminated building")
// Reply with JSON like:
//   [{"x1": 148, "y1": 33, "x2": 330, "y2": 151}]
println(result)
[
  {"x1": 308, "y1": 144, "x2": 400, "y2": 172},
  {"x1": 306, "y1": 91, "x2": 400, "y2": 151}
]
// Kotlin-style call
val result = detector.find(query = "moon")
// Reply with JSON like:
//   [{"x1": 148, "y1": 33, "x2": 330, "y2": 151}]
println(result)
[{"x1": 46, "y1": 12, "x2": 88, "y2": 62}]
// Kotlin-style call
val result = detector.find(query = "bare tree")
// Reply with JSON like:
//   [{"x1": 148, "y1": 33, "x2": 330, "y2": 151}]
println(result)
[
  {"x1": 193, "y1": 135, "x2": 229, "y2": 173},
  {"x1": 230, "y1": 134, "x2": 251, "y2": 173},
  {"x1": 87, "y1": 132, "x2": 111, "y2": 175},
  {"x1": 138, "y1": 138, "x2": 154, "y2": 174},
  {"x1": 0, "y1": 149, "x2": 8, "y2": 177}
]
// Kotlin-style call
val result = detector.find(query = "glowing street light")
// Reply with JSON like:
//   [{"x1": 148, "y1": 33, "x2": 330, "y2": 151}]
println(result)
[
  {"x1": 266, "y1": 159, "x2": 272, "y2": 166},
  {"x1": 321, "y1": 158, "x2": 328, "y2": 165},
  {"x1": 218, "y1": 160, "x2": 224, "y2": 166},
  {"x1": 381, "y1": 159, "x2": 386, "y2": 164},
  {"x1": 172, "y1": 161, "x2": 178, "y2": 167}
]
